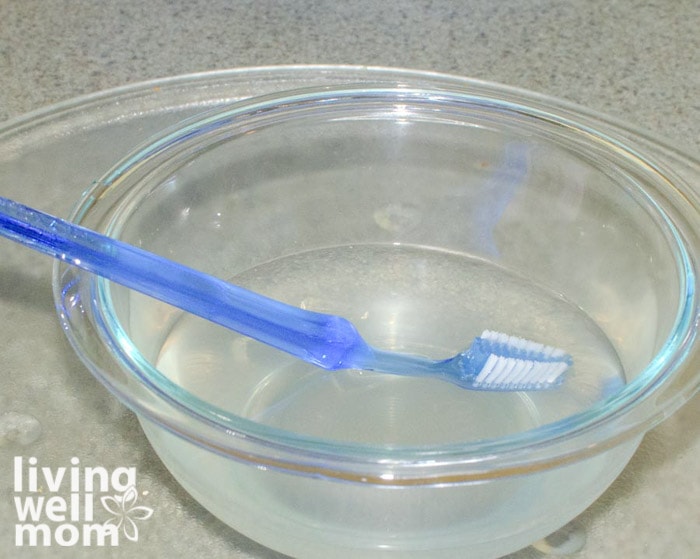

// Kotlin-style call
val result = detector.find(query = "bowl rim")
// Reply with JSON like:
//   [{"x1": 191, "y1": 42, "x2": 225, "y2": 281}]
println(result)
[{"x1": 54, "y1": 70, "x2": 700, "y2": 484}]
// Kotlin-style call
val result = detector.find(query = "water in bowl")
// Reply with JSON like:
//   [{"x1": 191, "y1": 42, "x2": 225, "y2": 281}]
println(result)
[{"x1": 151, "y1": 243, "x2": 625, "y2": 445}]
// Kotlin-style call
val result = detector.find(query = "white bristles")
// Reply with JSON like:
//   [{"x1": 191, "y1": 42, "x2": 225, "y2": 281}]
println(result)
[
  {"x1": 481, "y1": 330, "x2": 567, "y2": 360},
  {"x1": 471, "y1": 330, "x2": 571, "y2": 389},
  {"x1": 474, "y1": 356, "x2": 568, "y2": 389},
  {"x1": 509, "y1": 359, "x2": 536, "y2": 385}
]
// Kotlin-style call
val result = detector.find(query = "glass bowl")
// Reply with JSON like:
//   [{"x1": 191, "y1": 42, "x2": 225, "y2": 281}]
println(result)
[{"x1": 54, "y1": 78, "x2": 700, "y2": 559}]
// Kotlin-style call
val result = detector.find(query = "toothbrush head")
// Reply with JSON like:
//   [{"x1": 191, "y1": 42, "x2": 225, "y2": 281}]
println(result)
[{"x1": 457, "y1": 330, "x2": 573, "y2": 391}]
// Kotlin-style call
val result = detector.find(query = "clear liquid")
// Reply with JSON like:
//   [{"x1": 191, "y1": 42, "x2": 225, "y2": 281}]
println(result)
[{"x1": 155, "y1": 244, "x2": 625, "y2": 445}]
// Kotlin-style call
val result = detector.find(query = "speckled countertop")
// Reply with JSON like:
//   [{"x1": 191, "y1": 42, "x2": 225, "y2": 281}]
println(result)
[{"x1": 0, "y1": 1, "x2": 698, "y2": 558}]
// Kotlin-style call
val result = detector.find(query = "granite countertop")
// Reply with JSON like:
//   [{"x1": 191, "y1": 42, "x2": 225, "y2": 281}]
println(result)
[{"x1": 1, "y1": 1, "x2": 698, "y2": 558}]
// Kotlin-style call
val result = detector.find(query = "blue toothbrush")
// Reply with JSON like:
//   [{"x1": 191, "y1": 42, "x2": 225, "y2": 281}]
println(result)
[{"x1": 0, "y1": 197, "x2": 572, "y2": 391}]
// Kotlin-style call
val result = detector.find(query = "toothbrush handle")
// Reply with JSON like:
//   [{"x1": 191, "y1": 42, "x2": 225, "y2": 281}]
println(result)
[{"x1": 0, "y1": 197, "x2": 370, "y2": 370}]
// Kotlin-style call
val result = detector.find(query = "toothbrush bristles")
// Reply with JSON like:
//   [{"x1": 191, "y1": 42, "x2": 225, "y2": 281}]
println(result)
[{"x1": 458, "y1": 331, "x2": 572, "y2": 390}]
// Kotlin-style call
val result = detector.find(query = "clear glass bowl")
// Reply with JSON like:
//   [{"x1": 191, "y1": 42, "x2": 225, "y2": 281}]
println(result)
[{"x1": 54, "y1": 78, "x2": 700, "y2": 559}]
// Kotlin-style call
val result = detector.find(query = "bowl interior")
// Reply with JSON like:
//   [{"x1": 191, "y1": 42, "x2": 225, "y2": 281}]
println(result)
[{"x1": 78, "y1": 87, "x2": 692, "y2": 453}]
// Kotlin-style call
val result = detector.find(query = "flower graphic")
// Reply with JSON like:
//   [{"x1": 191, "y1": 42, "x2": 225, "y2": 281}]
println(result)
[{"x1": 101, "y1": 485, "x2": 153, "y2": 542}]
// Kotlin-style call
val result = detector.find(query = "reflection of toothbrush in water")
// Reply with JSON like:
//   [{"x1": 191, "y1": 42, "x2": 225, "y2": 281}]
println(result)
[
  {"x1": 0, "y1": 197, "x2": 572, "y2": 391},
  {"x1": 430, "y1": 142, "x2": 528, "y2": 256},
  {"x1": 471, "y1": 142, "x2": 529, "y2": 256}
]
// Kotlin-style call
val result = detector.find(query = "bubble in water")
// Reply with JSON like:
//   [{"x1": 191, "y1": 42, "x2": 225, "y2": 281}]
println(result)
[
  {"x1": 373, "y1": 202, "x2": 422, "y2": 233},
  {"x1": 0, "y1": 412, "x2": 42, "y2": 446}
]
